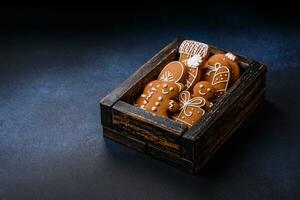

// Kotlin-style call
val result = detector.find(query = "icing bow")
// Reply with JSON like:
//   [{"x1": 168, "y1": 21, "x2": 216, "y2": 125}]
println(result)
[
  {"x1": 178, "y1": 91, "x2": 205, "y2": 117},
  {"x1": 206, "y1": 62, "x2": 222, "y2": 75}
]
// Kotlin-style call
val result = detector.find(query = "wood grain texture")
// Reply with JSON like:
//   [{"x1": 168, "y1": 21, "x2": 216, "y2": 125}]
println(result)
[
  {"x1": 147, "y1": 143, "x2": 194, "y2": 173},
  {"x1": 194, "y1": 89, "x2": 265, "y2": 172},
  {"x1": 112, "y1": 100, "x2": 187, "y2": 153},
  {"x1": 103, "y1": 126, "x2": 146, "y2": 153}
]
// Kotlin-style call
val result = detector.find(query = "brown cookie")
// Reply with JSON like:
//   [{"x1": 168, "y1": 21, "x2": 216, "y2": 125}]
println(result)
[
  {"x1": 178, "y1": 40, "x2": 210, "y2": 91},
  {"x1": 135, "y1": 80, "x2": 180, "y2": 118},
  {"x1": 201, "y1": 53, "x2": 240, "y2": 98},
  {"x1": 158, "y1": 61, "x2": 187, "y2": 92},
  {"x1": 192, "y1": 81, "x2": 215, "y2": 110},
  {"x1": 172, "y1": 91, "x2": 206, "y2": 127},
  {"x1": 202, "y1": 53, "x2": 240, "y2": 83}
]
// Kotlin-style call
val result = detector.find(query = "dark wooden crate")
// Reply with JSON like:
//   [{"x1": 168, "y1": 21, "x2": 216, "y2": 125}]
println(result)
[{"x1": 100, "y1": 37, "x2": 267, "y2": 173}]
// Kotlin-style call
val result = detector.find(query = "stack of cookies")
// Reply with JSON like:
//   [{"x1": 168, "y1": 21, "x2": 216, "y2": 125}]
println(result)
[{"x1": 135, "y1": 40, "x2": 240, "y2": 127}]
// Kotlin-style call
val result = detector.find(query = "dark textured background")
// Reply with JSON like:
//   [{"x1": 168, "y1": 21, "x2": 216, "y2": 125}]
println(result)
[{"x1": 1, "y1": 2, "x2": 300, "y2": 200}]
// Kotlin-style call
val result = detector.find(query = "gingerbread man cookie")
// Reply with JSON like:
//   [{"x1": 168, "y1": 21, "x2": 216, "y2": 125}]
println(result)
[
  {"x1": 158, "y1": 61, "x2": 187, "y2": 92},
  {"x1": 172, "y1": 91, "x2": 206, "y2": 127},
  {"x1": 178, "y1": 40, "x2": 210, "y2": 91},
  {"x1": 193, "y1": 81, "x2": 215, "y2": 110},
  {"x1": 201, "y1": 53, "x2": 240, "y2": 98},
  {"x1": 135, "y1": 80, "x2": 180, "y2": 118}
]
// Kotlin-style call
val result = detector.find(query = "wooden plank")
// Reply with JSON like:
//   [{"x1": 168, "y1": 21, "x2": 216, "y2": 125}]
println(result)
[
  {"x1": 103, "y1": 126, "x2": 146, "y2": 153},
  {"x1": 182, "y1": 61, "x2": 267, "y2": 160},
  {"x1": 194, "y1": 88, "x2": 265, "y2": 172},
  {"x1": 194, "y1": 72, "x2": 266, "y2": 155},
  {"x1": 112, "y1": 100, "x2": 187, "y2": 153},
  {"x1": 147, "y1": 143, "x2": 194, "y2": 173},
  {"x1": 99, "y1": 37, "x2": 185, "y2": 128}
]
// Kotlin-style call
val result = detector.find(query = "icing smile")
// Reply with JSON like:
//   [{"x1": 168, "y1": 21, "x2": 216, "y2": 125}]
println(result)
[
  {"x1": 199, "y1": 90, "x2": 207, "y2": 95},
  {"x1": 162, "y1": 89, "x2": 169, "y2": 94}
]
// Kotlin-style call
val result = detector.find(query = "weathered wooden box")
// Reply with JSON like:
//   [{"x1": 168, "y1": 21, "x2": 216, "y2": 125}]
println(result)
[{"x1": 100, "y1": 37, "x2": 267, "y2": 173}]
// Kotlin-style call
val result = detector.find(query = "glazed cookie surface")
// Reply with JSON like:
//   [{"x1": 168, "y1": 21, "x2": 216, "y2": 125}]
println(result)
[
  {"x1": 202, "y1": 53, "x2": 240, "y2": 98},
  {"x1": 158, "y1": 61, "x2": 187, "y2": 92},
  {"x1": 135, "y1": 80, "x2": 180, "y2": 118},
  {"x1": 178, "y1": 40, "x2": 210, "y2": 91},
  {"x1": 172, "y1": 91, "x2": 206, "y2": 127},
  {"x1": 193, "y1": 81, "x2": 215, "y2": 110}
]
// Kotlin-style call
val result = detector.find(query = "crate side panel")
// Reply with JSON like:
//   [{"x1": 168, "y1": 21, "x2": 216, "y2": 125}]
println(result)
[
  {"x1": 103, "y1": 126, "x2": 147, "y2": 153},
  {"x1": 112, "y1": 101, "x2": 187, "y2": 153},
  {"x1": 182, "y1": 62, "x2": 266, "y2": 160},
  {"x1": 194, "y1": 88, "x2": 265, "y2": 172}
]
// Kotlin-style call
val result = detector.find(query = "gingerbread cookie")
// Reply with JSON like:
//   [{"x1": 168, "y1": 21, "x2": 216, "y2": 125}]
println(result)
[
  {"x1": 192, "y1": 81, "x2": 215, "y2": 110},
  {"x1": 158, "y1": 61, "x2": 187, "y2": 92},
  {"x1": 201, "y1": 53, "x2": 240, "y2": 98},
  {"x1": 179, "y1": 40, "x2": 210, "y2": 91},
  {"x1": 135, "y1": 80, "x2": 180, "y2": 118},
  {"x1": 172, "y1": 91, "x2": 206, "y2": 127}
]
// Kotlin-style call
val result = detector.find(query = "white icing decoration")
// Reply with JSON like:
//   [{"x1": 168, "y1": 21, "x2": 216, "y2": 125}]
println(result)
[
  {"x1": 158, "y1": 61, "x2": 185, "y2": 91},
  {"x1": 225, "y1": 52, "x2": 236, "y2": 61},
  {"x1": 159, "y1": 71, "x2": 174, "y2": 82},
  {"x1": 155, "y1": 102, "x2": 160, "y2": 106},
  {"x1": 179, "y1": 40, "x2": 209, "y2": 59},
  {"x1": 162, "y1": 89, "x2": 169, "y2": 95},
  {"x1": 146, "y1": 91, "x2": 154, "y2": 101},
  {"x1": 172, "y1": 91, "x2": 206, "y2": 126},
  {"x1": 151, "y1": 87, "x2": 157, "y2": 91},
  {"x1": 199, "y1": 90, "x2": 207, "y2": 96},
  {"x1": 168, "y1": 100, "x2": 174, "y2": 109},
  {"x1": 169, "y1": 87, "x2": 174, "y2": 91},
  {"x1": 143, "y1": 100, "x2": 147, "y2": 105},
  {"x1": 151, "y1": 106, "x2": 157, "y2": 111},
  {"x1": 212, "y1": 66, "x2": 230, "y2": 93},
  {"x1": 141, "y1": 94, "x2": 146, "y2": 97},
  {"x1": 158, "y1": 96, "x2": 163, "y2": 101},
  {"x1": 163, "y1": 84, "x2": 167, "y2": 88},
  {"x1": 185, "y1": 68, "x2": 198, "y2": 89},
  {"x1": 186, "y1": 55, "x2": 203, "y2": 68}
]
